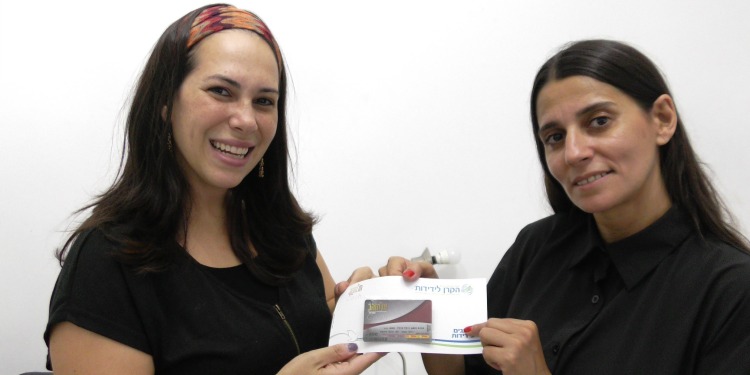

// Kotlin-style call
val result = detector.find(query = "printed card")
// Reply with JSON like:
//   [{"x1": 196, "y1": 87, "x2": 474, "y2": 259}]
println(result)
[{"x1": 329, "y1": 276, "x2": 487, "y2": 354}]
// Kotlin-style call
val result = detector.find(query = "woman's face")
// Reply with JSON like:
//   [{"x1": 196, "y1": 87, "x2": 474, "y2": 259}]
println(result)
[
  {"x1": 170, "y1": 29, "x2": 279, "y2": 196},
  {"x1": 536, "y1": 76, "x2": 674, "y2": 219}
]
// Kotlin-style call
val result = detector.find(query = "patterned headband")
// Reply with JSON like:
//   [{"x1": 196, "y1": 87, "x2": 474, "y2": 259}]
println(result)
[{"x1": 187, "y1": 4, "x2": 282, "y2": 71}]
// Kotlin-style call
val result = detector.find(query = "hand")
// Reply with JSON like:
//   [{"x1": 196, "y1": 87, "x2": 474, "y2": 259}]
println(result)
[
  {"x1": 464, "y1": 319, "x2": 550, "y2": 375},
  {"x1": 334, "y1": 267, "x2": 375, "y2": 303},
  {"x1": 377, "y1": 256, "x2": 439, "y2": 280},
  {"x1": 277, "y1": 343, "x2": 384, "y2": 375}
]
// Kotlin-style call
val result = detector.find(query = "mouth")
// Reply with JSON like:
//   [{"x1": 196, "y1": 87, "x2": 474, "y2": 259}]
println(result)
[
  {"x1": 210, "y1": 140, "x2": 251, "y2": 159},
  {"x1": 575, "y1": 171, "x2": 611, "y2": 186}
]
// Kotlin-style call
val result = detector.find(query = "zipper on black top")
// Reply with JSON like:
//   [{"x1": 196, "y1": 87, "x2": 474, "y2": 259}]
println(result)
[{"x1": 274, "y1": 304, "x2": 301, "y2": 354}]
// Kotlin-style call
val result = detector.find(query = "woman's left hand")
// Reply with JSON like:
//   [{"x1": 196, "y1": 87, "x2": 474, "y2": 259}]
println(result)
[{"x1": 465, "y1": 318, "x2": 551, "y2": 375}]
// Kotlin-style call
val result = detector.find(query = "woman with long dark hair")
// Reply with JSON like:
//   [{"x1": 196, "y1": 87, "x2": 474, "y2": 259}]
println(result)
[
  {"x1": 382, "y1": 39, "x2": 750, "y2": 374},
  {"x1": 44, "y1": 4, "x2": 380, "y2": 374}
]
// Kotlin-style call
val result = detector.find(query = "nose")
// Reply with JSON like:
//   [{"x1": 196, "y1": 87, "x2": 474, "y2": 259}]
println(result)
[
  {"x1": 228, "y1": 101, "x2": 259, "y2": 132},
  {"x1": 564, "y1": 129, "x2": 593, "y2": 165}
]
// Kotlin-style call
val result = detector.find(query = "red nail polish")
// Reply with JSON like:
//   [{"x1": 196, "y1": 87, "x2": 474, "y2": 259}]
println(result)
[
  {"x1": 464, "y1": 326, "x2": 472, "y2": 333},
  {"x1": 403, "y1": 269, "x2": 415, "y2": 278}
]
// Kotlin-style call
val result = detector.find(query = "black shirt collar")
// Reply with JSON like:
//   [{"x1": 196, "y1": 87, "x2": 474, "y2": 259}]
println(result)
[
  {"x1": 605, "y1": 206, "x2": 692, "y2": 290},
  {"x1": 562, "y1": 206, "x2": 692, "y2": 290}
]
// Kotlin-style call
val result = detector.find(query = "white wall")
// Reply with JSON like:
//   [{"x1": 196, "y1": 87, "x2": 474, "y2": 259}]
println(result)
[{"x1": 2, "y1": 0, "x2": 748, "y2": 373}]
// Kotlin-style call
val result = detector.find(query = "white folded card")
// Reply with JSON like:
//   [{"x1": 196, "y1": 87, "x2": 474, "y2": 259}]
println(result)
[{"x1": 329, "y1": 276, "x2": 487, "y2": 354}]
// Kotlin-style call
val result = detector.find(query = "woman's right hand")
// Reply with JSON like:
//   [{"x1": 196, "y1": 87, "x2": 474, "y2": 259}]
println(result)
[
  {"x1": 378, "y1": 256, "x2": 439, "y2": 280},
  {"x1": 276, "y1": 343, "x2": 384, "y2": 375}
]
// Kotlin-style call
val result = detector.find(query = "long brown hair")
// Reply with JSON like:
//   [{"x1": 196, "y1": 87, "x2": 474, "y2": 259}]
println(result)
[
  {"x1": 58, "y1": 4, "x2": 316, "y2": 284},
  {"x1": 530, "y1": 39, "x2": 749, "y2": 252}
]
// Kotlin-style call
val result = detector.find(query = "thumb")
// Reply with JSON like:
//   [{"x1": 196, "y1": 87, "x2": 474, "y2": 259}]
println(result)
[
  {"x1": 318, "y1": 343, "x2": 360, "y2": 365},
  {"x1": 334, "y1": 281, "x2": 350, "y2": 300},
  {"x1": 278, "y1": 343, "x2": 360, "y2": 375},
  {"x1": 463, "y1": 322, "x2": 486, "y2": 337}
]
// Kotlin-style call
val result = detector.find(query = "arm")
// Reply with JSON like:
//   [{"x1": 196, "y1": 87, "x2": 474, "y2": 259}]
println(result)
[
  {"x1": 315, "y1": 250, "x2": 338, "y2": 314},
  {"x1": 49, "y1": 322, "x2": 154, "y2": 375},
  {"x1": 423, "y1": 354, "x2": 465, "y2": 375}
]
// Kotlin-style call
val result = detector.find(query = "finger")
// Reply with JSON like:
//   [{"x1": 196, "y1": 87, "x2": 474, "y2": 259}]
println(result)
[
  {"x1": 379, "y1": 256, "x2": 409, "y2": 277},
  {"x1": 313, "y1": 343, "x2": 360, "y2": 367},
  {"x1": 347, "y1": 267, "x2": 375, "y2": 284},
  {"x1": 486, "y1": 318, "x2": 538, "y2": 336},
  {"x1": 463, "y1": 322, "x2": 487, "y2": 337},
  {"x1": 322, "y1": 352, "x2": 386, "y2": 374},
  {"x1": 334, "y1": 281, "x2": 350, "y2": 299},
  {"x1": 481, "y1": 345, "x2": 506, "y2": 372},
  {"x1": 395, "y1": 262, "x2": 437, "y2": 281},
  {"x1": 405, "y1": 262, "x2": 438, "y2": 280}
]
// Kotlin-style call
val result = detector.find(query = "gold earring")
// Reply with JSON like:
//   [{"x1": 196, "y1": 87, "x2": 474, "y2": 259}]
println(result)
[{"x1": 259, "y1": 157, "x2": 264, "y2": 178}]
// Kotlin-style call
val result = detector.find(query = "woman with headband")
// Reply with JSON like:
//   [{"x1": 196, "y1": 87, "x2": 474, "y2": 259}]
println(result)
[
  {"x1": 44, "y1": 4, "x2": 381, "y2": 374},
  {"x1": 380, "y1": 39, "x2": 750, "y2": 374}
]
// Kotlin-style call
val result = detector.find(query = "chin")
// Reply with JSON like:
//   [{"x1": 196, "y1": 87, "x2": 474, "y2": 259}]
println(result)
[
  {"x1": 570, "y1": 197, "x2": 616, "y2": 215},
  {"x1": 209, "y1": 175, "x2": 249, "y2": 190}
]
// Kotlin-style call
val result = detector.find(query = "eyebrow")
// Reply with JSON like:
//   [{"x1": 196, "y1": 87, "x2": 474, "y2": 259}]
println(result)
[
  {"x1": 538, "y1": 101, "x2": 616, "y2": 135},
  {"x1": 206, "y1": 74, "x2": 279, "y2": 94}
]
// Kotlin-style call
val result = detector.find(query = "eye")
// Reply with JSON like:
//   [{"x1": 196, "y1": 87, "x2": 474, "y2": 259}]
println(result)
[
  {"x1": 589, "y1": 116, "x2": 610, "y2": 128},
  {"x1": 543, "y1": 132, "x2": 564, "y2": 146},
  {"x1": 208, "y1": 87, "x2": 231, "y2": 96},
  {"x1": 254, "y1": 97, "x2": 276, "y2": 107}
]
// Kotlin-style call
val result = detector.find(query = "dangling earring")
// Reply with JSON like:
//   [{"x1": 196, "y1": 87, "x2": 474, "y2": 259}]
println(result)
[
  {"x1": 167, "y1": 129, "x2": 173, "y2": 152},
  {"x1": 259, "y1": 157, "x2": 265, "y2": 178}
]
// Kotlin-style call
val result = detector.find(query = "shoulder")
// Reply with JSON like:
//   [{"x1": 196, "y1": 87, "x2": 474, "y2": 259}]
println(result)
[
  {"x1": 670, "y1": 237, "x2": 750, "y2": 322},
  {"x1": 52, "y1": 227, "x2": 135, "y2": 303},
  {"x1": 682, "y1": 239, "x2": 750, "y2": 357},
  {"x1": 46, "y1": 227, "x2": 152, "y2": 354},
  {"x1": 490, "y1": 211, "x2": 585, "y2": 278},
  {"x1": 516, "y1": 213, "x2": 564, "y2": 237},
  {"x1": 511, "y1": 209, "x2": 586, "y2": 253},
  {"x1": 303, "y1": 233, "x2": 318, "y2": 259},
  {"x1": 61, "y1": 228, "x2": 125, "y2": 276},
  {"x1": 692, "y1": 237, "x2": 750, "y2": 284}
]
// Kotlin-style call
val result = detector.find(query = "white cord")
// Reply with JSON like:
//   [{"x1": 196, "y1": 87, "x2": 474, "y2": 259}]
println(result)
[{"x1": 397, "y1": 352, "x2": 407, "y2": 375}]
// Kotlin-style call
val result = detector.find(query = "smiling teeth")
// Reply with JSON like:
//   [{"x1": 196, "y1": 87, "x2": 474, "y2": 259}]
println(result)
[
  {"x1": 211, "y1": 141, "x2": 249, "y2": 158},
  {"x1": 577, "y1": 172, "x2": 609, "y2": 186}
]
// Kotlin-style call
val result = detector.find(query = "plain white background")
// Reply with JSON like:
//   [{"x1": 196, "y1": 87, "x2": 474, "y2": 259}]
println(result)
[{"x1": 1, "y1": 0, "x2": 748, "y2": 373}]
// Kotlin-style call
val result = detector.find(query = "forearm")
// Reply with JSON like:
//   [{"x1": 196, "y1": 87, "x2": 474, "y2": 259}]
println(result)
[{"x1": 422, "y1": 353, "x2": 464, "y2": 375}]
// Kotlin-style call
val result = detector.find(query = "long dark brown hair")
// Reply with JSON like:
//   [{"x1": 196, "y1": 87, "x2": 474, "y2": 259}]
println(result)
[
  {"x1": 57, "y1": 4, "x2": 316, "y2": 284},
  {"x1": 529, "y1": 39, "x2": 749, "y2": 252}
]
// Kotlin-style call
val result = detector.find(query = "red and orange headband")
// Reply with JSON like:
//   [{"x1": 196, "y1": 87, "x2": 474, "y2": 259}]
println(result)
[{"x1": 187, "y1": 4, "x2": 282, "y2": 71}]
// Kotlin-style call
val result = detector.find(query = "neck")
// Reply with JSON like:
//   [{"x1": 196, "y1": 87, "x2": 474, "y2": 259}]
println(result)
[
  {"x1": 180, "y1": 187, "x2": 241, "y2": 268},
  {"x1": 593, "y1": 173, "x2": 672, "y2": 244}
]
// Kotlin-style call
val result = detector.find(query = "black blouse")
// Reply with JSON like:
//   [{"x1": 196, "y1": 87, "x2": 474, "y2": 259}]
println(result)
[
  {"x1": 465, "y1": 206, "x2": 750, "y2": 374},
  {"x1": 44, "y1": 228, "x2": 331, "y2": 374}
]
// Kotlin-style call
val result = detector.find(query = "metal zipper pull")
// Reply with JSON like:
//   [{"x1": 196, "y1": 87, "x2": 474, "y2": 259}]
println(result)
[{"x1": 274, "y1": 304, "x2": 301, "y2": 354}]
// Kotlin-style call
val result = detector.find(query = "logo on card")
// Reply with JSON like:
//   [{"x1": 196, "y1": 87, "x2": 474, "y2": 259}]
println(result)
[
  {"x1": 413, "y1": 283, "x2": 474, "y2": 295},
  {"x1": 348, "y1": 283, "x2": 364, "y2": 296}
]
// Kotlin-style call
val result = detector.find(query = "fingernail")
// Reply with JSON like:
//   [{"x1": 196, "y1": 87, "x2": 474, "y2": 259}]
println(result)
[
  {"x1": 347, "y1": 343, "x2": 358, "y2": 352},
  {"x1": 463, "y1": 326, "x2": 472, "y2": 333},
  {"x1": 403, "y1": 270, "x2": 415, "y2": 278}
]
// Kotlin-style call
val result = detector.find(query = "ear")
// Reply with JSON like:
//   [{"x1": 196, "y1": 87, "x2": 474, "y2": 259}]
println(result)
[
  {"x1": 650, "y1": 94, "x2": 677, "y2": 146},
  {"x1": 161, "y1": 105, "x2": 168, "y2": 122}
]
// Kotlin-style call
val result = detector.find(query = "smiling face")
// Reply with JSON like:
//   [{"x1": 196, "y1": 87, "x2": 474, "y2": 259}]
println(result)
[
  {"x1": 536, "y1": 76, "x2": 675, "y2": 223},
  {"x1": 169, "y1": 29, "x2": 279, "y2": 197}
]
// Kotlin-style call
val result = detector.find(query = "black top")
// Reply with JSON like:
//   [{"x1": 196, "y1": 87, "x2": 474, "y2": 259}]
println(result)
[
  {"x1": 44, "y1": 228, "x2": 332, "y2": 374},
  {"x1": 465, "y1": 206, "x2": 750, "y2": 374}
]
